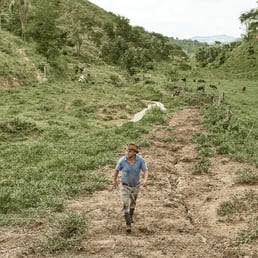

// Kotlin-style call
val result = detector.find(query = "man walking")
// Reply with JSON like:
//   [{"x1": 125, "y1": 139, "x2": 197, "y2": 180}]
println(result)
[{"x1": 113, "y1": 143, "x2": 149, "y2": 233}]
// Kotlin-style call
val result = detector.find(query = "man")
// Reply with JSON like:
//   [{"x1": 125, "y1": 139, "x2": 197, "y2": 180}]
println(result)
[{"x1": 113, "y1": 143, "x2": 149, "y2": 233}]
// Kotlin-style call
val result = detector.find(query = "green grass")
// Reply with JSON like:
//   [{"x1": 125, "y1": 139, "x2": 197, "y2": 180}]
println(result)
[
  {"x1": 201, "y1": 86, "x2": 258, "y2": 165},
  {"x1": 193, "y1": 158, "x2": 211, "y2": 174},
  {"x1": 32, "y1": 212, "x2": 87, "y2": 255},
  {"x1": 1, "y1": 65, "x2": 258, "y2": 225},
  {"x1": 0, "y1": 72, "x2": 169, "y2": 224},
  {"x1": 235, "y1": 168, "x2": 258, "y2": 185},
  {"x1": 0, "y1": 30, "x2": 48, "y2": 84},
  {"x1": 217, "y1": 190, "x2": 258, "y2": 217},
  {"x1": 233, "y1": 216, "x2": 258, "y2": 246}
]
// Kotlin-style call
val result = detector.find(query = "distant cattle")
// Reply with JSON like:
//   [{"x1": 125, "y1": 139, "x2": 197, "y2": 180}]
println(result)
[
  {"x1": 181, "y1": 78, "x2": 186, "y2": 82},
  {"x1": 172, "y1": 88, "x2": 181, "y2": 96},
  {"x1": 78, "y1": 75, "x2": 85, "y2": 82},
  {"x1": 71, "y1": 75, "x2": 86, "y2": 82},
  {"x1": 242, "y1": 86, "x2": 246, "y2": 92},
  {"x1": 75, "y1": 65, "x2": 84, "y2": 74},
  {"x1": 197, "y1": 79, "x2": 206, "y2": 83},
  {"x1": 197, "y1": 85, "x2": 205, "y2": 91},
  {"x1": 209, "y1": 84, "x2": 217, "y2": 89}
]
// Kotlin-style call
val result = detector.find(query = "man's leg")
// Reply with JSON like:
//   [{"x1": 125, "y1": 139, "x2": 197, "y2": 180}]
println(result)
[
  {"x1": 130, "y1": 185, "x2": 140, "y2": 223},
  {"x1": 120, "y1": 185, "x2": 132, "y2": 232}
]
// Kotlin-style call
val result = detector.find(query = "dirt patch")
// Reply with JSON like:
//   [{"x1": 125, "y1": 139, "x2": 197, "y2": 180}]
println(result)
[
  {"x1": 0, "y1": 107, "x2": 258, "y2": 257},
  {"x1": 0, "y1": 78, "x2": 21, "y2": 89},
  {"x1": 17, "y1": 48, "x2": 47, "y2": 84}
]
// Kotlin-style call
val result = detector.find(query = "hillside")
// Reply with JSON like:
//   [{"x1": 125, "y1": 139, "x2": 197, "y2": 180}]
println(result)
[
  {"x1": 0, "y1": 0, "x2": 188, "y2": 85},
  {"x1": 0, "y1": 0, "x2": 258, "y2": 257},
  {"x1": 219, "y1": 37, "x2": 258, "y2": 78}
]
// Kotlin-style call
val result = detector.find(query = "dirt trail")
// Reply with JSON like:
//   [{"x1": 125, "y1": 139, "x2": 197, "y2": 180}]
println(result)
[
  {"x1": 1, "y1": 107, "x2": 258, "y2": 257},
  {"x1": 68, "y1": 107, "x2": 258, "y2": 257}
]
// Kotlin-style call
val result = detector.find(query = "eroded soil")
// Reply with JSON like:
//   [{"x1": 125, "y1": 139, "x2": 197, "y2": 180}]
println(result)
[{"x1": 1, "y1": 108, "x2": 258, "y2": 257}]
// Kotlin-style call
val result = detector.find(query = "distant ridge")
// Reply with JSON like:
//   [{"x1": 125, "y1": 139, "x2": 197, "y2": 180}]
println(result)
[{"x1": 190, "y1": 34, "x2": 239, "y2": 44}]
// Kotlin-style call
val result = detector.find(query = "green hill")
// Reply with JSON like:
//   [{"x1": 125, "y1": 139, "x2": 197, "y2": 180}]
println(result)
[
  {"x1": 0, "y1": 0, "x2": 189, "y2": 85},
  {"x1": 219, "y1": 37, "x2": 258, "y2": 79}
]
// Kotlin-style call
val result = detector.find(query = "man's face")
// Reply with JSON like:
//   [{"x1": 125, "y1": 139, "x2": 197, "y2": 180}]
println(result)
[{"x1": 125, "y1": 148, "x2": 136, "y2": 158}]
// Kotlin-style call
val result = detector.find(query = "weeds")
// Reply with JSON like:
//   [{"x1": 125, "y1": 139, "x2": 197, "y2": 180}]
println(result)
[
  {"x1": 202, "y1": 94, "x2": 258, "y2": 165},
  {"x1": 193, "y1": 133, "x2": 214, "y2": 157},
  {"x1": 233, "y1": 216, "x2": 258, "y2": 246},
  {"x1": 217, "y1": 200, "x2": 237, "y2": 216},
  {"x1": 162, "y1": 136, "x2": 175, "y2": 143},
  {"x1": 193, "y1": 158, "x2": 211, "y2": 174},
  {"x1": 217, "y1": 190, "x2": 258, "y2": 217},
  {"x1": 38, "y1": 212, "x2": 87, "y2": 254},
  {"x1": 235, "y1": 168, "x2": 258, "y2": 185},
  {"x1": 0, "y1": 118, "x2": 42, "y2": 141}
]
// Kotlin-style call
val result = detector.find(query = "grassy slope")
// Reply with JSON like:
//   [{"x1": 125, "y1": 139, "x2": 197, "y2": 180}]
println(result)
[
  {"x1": 218, "y1": 37, "x2": 258, "y2": 79},
  {"x1": 0, "y1": 30, "x2": 47, "y2": 85},
  {"x1": 0, "y1": 60, "x2": 177, "y2": 224}
]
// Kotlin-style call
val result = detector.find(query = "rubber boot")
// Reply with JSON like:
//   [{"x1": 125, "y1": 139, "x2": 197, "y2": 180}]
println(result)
[
  {"x1": 124, "y1": 212, "x2": 131, "y2": 232},
  {"x1": 130, "y1": 208, "x2": 135, "y2": 223}
]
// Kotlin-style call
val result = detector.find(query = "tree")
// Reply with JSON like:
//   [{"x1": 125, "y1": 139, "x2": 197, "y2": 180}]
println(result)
[
  {"x1": 64, "y1": 3, "x2": 94, "y2": 56},
  {"x1": 0, "y1": 0, "x2": 6, "y2": 30},
  {"x1": 9, "y1": 0, "x2": 30, "y2": 39},
  {"x1": 28, "y1": 1, "x2": 67, "y2": 60},
  {"x1": 166, "y1": 67, "x2": 179, "y2": 86},
  {"x1": 121, "y1": 47, "x2": 152, "y2": 75},
  {"x1": 115, "y1": 15, "x2": 131, "y2": 40},
  {"x1": 239, "y1": 6, "x2": 258, "y2": 38}
]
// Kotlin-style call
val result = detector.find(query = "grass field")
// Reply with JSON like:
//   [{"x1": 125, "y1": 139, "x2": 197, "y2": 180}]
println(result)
[{"x1": 0, "y1": 63, "x2": 257, "y2": 226}]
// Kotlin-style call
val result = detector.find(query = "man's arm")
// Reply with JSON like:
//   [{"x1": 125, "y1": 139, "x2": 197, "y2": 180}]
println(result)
[
  {"x1": 112, "y1": 169, "x2": 119, "y2": 187},
  {"x1": 142, "y1": 170, "x2": 149, "y2": 187}
]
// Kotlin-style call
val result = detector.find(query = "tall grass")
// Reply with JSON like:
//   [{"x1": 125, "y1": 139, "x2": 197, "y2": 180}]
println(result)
[{"x1": 201, "y1": 97, "x2": 258, "y2": 166}]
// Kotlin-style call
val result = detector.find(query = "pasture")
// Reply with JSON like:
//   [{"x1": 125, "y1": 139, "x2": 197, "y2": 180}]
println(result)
[
  {"x1": 0, "y1": 64, "x2": 258, "y2": 256},
  {"x1": 1, "y1": 65, "x2": 257, "y2": 225}
]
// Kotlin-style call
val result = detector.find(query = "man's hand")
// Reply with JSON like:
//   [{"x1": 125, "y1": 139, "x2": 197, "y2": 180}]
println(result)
[
  {"x1": 142, "y1": 180, "x2": 147, "y2": 187},
  {"x1": 142, "y1": 170, "x2": 149, "y2": 187},
  {"x1": 112, "y1": 170, "x2": 119, "y2": 188},
  {"x1": 112, "y1": 178, "x2": 119, "y2": 188}
]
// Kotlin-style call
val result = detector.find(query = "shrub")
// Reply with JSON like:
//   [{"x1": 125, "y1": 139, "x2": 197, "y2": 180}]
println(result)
[
  {"x1": 235, "y1": 168, "x2": 258, "y2": 185},
  {"x1": 193, "y1": 158, "x2": 210, "y2": 174},
  {"x1": 41, "y1": 212, "x2": 87, "y2": 254}
]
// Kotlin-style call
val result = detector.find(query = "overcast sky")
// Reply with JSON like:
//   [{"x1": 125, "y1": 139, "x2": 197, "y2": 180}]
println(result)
[{"x1": 89, "y1": 0, "x2": 257, "y2": 39}]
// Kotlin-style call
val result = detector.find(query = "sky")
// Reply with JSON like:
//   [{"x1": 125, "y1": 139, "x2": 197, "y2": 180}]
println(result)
[{"x1": 88, "y1": 0, "x2": 257, "y2": 39}]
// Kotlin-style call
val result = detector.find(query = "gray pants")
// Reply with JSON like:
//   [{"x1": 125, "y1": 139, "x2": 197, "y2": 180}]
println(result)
[{"x1": 120, "y1": 184, "x2": 140, "y2": 213}]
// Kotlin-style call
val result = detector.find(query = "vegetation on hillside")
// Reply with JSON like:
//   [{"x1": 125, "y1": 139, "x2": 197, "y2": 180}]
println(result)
[
  {"x1": 169, "y1": 37, "x2": 207, "y2": 54},
  {"x1": 192, "y1": 4, "x2": 258, "y2": 78},
  {"x1": 0, "y1": 0, "x2": 189, "y2": 82}
]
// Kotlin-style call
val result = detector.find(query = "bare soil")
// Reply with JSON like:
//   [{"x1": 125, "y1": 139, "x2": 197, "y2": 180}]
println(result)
[{"x1": 1, "y1": 107, "x2": 258, "y2": 257}]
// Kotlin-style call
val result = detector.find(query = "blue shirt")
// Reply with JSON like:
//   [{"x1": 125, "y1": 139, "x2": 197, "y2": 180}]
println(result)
[{"x1": 115, "y1": 154, "x2": 148, "y2": 186}]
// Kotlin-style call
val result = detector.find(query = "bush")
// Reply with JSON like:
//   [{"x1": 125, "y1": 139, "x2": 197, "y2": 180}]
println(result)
[
  {"x1": 40, "y1": 212, "x2": 87, "y2": 254},
  {"x1": 235, "y1": 168, "x2": 258, "y2": 185}
]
